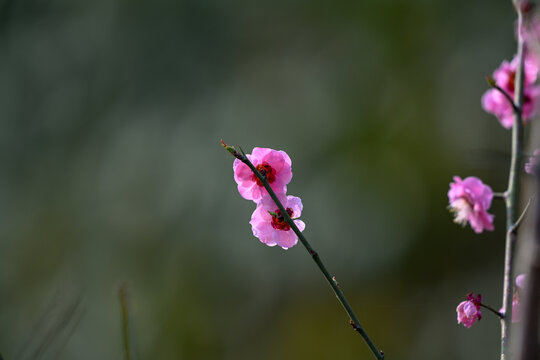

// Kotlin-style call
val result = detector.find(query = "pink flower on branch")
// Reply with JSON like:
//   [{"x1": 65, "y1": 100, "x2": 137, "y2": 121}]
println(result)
[
  {"x1": 457, "y1": 293, "x2": 482, "y2": 328},
  {"x1": 482, "y1": 53, "x2": 540, "y2": 129},
  {"x1": 250, "y1": 194, "x2": 305, "y2": 250},
  {"x1": 448, "y1": 176, "x2": 495, "y2": 234},
  {"x1": 233, "y1": 147, "x2": 292, "y2": 202}
]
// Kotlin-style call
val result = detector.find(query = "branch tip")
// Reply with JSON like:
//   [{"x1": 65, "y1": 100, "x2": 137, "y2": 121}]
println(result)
[{"x1": 221, "y1": 139, "x2": 243, "y2": 160}]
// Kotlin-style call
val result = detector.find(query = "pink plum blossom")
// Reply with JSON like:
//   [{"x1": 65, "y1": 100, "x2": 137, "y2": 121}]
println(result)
[
  {"x1": 525, "y1": 149, "x2": 540, "y2": 174},
  {"x1": 250, "y1": 194, "x2": 305, "y2": 250},
  {"x1": 448, "y1": 176, "x2": 495, "y2": 233},
  {"x1": 233, "y1": 147, "x2": 292, "y2": 202},
  {"x1": 457, "y1": 293, "x2": 482, "y2": 328},
  {"x1": 481, "y1": 53, "x2": 540, "y2": 129}
]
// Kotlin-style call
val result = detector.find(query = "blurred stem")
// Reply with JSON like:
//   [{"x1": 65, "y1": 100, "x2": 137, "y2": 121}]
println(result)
[
  {"x1": 494, "y1": 192, "x2": 508, "y2": 200},
  {"x1": 119, "y1": 283, "x2": 134, "y2": 360},
  {"x1": 223, "y1": 143, "x2": 384, "y2": 360},
  {"x1": 517, "y1": 168, "x2": 540, "y2": 360},
  {"x1": 501, "y1": 5, "x2": 525, "y2": 360}
]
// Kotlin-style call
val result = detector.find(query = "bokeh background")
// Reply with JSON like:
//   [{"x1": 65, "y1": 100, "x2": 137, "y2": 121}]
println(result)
[{"x1": 1, "y1": 0, "x2": 537, "y2": 359}]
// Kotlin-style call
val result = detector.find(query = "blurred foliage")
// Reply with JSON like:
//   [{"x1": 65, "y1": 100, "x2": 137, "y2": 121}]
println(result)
[{"x1": 0, "y1": 0, "x2": 528, "y2": 359}]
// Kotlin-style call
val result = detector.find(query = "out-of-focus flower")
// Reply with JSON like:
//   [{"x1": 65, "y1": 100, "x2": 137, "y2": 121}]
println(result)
[
  {"x1": 233, "y1": 147, "x2": 292, "y2": 202},
  {"x1": 525, "y1": 149, "x2": 540, "y2": 174},
  {"x1": 500, "y1": 274, "x2": 526, "y2": 322},
  {"x1": 481, "y1": 53, "x2": 540, "y2": 129},
  {"x1": 523, "y1": 13, "x2": 540, "y2": 44},
  {"x1": 512, "y1": 293, "x2": 522, "y2": 323},
  {"x1": 448, "y1": 176, "x2": 495, "y2": 233},
  {"x1": 513, "y1": 274, "x2": 526, "y2": 322},
  {"x1": 250, "y1": 194, "x2": 305, "y2": 250},
  {"x1": 457, "y1": 293, "x2": 482, "y2": 328},
  {"x1": 516, "y1": 273, "x2": 527, "y2": 288}
]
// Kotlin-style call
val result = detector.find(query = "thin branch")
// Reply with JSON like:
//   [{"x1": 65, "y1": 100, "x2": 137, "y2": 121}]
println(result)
[
  {"x1": 501, "y1": 5, "x2": 526, "y2": 360},
  {"x1": 481, "y1": 303, "x2": 505, "y2": 319},
  {"x1": 509, "y1": 194, "x2": 536, "y2": 234},
  {"x1": 222, "y1": 141, "x2": 385, "y2": 360},
  {"x1": 494, "y1": 192, "x2": 508, "y2": 200}
]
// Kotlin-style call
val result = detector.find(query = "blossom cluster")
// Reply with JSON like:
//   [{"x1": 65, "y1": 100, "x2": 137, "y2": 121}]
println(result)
[
  {"x1": 233, "y1": 147, "x2": 305, "y2": 250},
  {"x1": 450, "y1": 30, "x2": 540, "y2": 330},
  {"x1": 482, "y1": 53, "x2": 540, "y2": 129}
]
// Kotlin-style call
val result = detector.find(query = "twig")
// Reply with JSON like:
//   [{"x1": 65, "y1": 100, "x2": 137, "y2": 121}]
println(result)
[
  {"x1": 501, "y1": 4, "x2": 526, "y2": 359},
  {"x1": 509, "y1": 194, "x2": 536, "y2": 234},
  {"x1": 480, "y1": 303, "x2": 505, "y2": 319},
  {"x1": 494, "y1": 192, "x2": 508, "y2": 200},
  {"x1": 222, "y1": 141, "x2": 384, "y2": 360}
]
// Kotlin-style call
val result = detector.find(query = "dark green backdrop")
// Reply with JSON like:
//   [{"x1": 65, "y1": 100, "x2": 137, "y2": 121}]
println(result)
[{"x1": 0, "y1": 0, "x2": 528, "y2": 359}]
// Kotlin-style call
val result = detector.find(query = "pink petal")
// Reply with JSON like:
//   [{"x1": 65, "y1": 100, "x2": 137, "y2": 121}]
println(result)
[{"x1": 275, "y1": 230, "x2": 298, "y2": 250}]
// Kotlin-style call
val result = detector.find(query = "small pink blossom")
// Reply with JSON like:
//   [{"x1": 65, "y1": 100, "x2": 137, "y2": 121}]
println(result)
[
  {"x1": 250, "y1": 194, "x2": 305, "y2": 250},
  {"x1": 233, "y1": 147, "x2": 292, "y2": 202},
  {"x1": 448, "y1": 176, "x2": 495, "y2": 233},
  {"x1": 525, "y1": 149, "x2": 540, "y2": 174},
  {"x1": 481, "y1": 53, "x2": 540, "y2": 129},
  {"x1": 457, "y1": 293, "x2": 482, "y2": 328}
]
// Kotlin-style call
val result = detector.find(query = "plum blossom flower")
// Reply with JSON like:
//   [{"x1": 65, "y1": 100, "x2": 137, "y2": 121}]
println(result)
[
  {"x1": 233, "y1": 147, "x2": 292, "y2": 202},
  {"x1": 525, "y1": 149, "x2": 540, "y2": 174},
  {"x1": 457, "y1": 293, "x2": 482, "y2": 328},
  {"x1": 448, "y1": 176, "x2": 495, "y2": 233},
  {"x1": 481, "y1": 53, "x2": 540, "y2": 129},
  {"x1": 250, "y1": 194, "x2": 305, "y2": 250}
]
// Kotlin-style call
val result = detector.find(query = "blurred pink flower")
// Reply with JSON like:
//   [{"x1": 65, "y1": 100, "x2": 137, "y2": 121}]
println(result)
[
  {"x1": 233, "y1": 147, "x2": 292, "y2": 202},
  {"x1": 448, "y1": 176, "x2": 494, "y2": 233},
  {"x1": 511, "y1": 293, "x2": 522, "y2": 323},
  {"x1": 250, "y1": 194, "x2": 305, "y2": 250},
  {"x1": 512, "y1": 274, "x2": 526, "y2": 322},
  {"x1": 481, "y1": 54, "x2": 540, "y2": 129},
  {"x1": 500, "y1": 274, "x2": 526, "y2": 322},
  {"x1": 523, "y1": 12, "x2": 540, "y2": 43},
  {"x1": 516, "y1": 273, "x2": 527, "y2": 288},
  {"x1": 525, "y1": 149, "x2": 540, "y2": 174},
  {"x1": 457, "y1": 293, "x2": 482, "y2": 328}
]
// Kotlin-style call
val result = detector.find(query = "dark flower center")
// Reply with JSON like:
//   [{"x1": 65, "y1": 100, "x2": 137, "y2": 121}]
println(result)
[
  {"x1": 271, "y1": 208, "x2": 294, "y2": 231},
  {"x1": 254, "y1": 162, "x2": 276, "y2": 186},
  {"x1": 509, "y1": 71, "x2": 516, "y2": 92}
]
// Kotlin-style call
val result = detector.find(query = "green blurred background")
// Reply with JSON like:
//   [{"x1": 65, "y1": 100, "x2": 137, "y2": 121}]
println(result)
[{"x1": 0, "y1": 0, "x2": 531, "y2": 359}]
